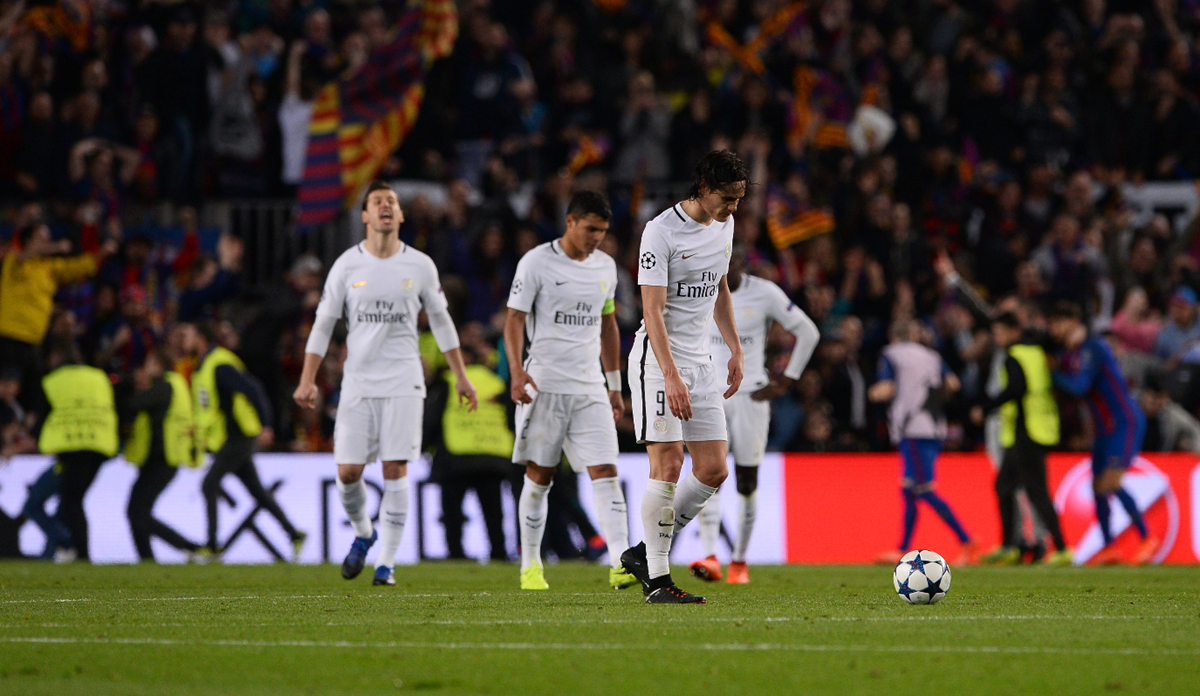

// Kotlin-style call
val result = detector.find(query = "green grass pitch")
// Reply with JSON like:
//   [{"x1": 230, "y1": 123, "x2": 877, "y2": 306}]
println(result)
[{"x1": 1, "y1": 561, "x2": 1197, "y2": 695}]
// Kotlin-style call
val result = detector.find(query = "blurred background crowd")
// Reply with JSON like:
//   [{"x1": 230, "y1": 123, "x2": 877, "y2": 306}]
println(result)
[{"x1": 4, "y1": 0, "x2": 1200, "y2": 463}]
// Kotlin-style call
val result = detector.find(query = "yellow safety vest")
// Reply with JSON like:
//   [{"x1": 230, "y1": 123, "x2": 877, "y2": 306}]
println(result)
[
  {"x1": 999, "y1": 343, "x2": 1060, "y2": 447},
  {"x1": 192, "y1": 347, "x2": 262, "y2": 454},
  {"x1": 39, "y1": 365, "x2": 118, "y2": 457},
  {"x1": 125, "y1": 372, "x2": 198, "y2": 467},
  {"x1": 441, "y1": 365, "x2": 513, "y2": 457}
]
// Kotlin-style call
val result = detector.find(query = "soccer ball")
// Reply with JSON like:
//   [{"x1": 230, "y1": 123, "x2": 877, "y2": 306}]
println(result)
[{"x1": 893, "y1": 550, "x2": 951, "y2": 605}]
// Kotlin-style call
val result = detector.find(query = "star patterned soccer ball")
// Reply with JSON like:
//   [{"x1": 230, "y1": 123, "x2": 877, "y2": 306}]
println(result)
[{"x1": 893, "y1": 550, "x2": 951, "y2": 605}]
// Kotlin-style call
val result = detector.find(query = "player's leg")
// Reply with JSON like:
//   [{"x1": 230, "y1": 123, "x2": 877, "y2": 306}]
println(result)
[
  {"x1": 518, "y1": 462, "x2": 554, "y2": 589},
  {"x1": 911, "y1": 439, "x2": 975, "y2": 562},
  {"x1": 513, "y1": 394, "x2": 569, "y2": 589},
  {"x1": 727, "y1": 395, "x2": 768, "y2": 583},
  {"x1": 673, "y1": 367, "x2": 729, "y2": 538},
  {"x1": 692, "y1": 395, "x2": 738, "y2": 582},
  {"x1": 878, "y1": 440, "x2": 919, "y2": 563},
  {"x1": 372, "y1": 397, "x2": 425, "y2": 585}
]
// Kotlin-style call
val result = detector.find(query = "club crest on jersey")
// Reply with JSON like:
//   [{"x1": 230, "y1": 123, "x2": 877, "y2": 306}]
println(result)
[
  {"x1": 654, "y1": 417, "x2": 668, "y2": 432},
  {"x1": 402, "y1": 278, "x2": 414, "y2": 291},
  {"x1": 725, "y1": 243, "x2": 732, "y2": 258},
  {"x1": 640, "y1": 252, "x2": 656, "y2": 270}
]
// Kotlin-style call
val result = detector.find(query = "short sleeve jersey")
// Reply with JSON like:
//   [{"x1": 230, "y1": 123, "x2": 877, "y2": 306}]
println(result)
[
  {"x1": 315, "y1": 241, "x2": 448, "y2": 400},
  {"x1": 636, "y1": 203, "x2": 734, "y2": 369},
  {"x1": 508, "y1": 240, "x2": 617, "y2": 394},
  {"x1": 709, "y1": 274, "x2": 811, "y2": 391}
]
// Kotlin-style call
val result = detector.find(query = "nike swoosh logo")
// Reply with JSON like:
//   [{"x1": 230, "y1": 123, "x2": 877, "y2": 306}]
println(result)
[
  {"x1": 657, "y1": 521, "x2": 673, "y2": 528},
  {"x1": 681, "y1": 253, "x2": 696, "y2": 259},
  {"x1": 525, "y1": 516, "x2": 543, "y2": 523},
  {"x1": 555, "y1": 281, "x2": 568, "y2": 285}
]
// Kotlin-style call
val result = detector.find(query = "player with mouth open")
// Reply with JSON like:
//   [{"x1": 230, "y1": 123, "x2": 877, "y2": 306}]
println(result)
[{"x1": 620, "y1": 151, "x2": 747, "y2": 604}]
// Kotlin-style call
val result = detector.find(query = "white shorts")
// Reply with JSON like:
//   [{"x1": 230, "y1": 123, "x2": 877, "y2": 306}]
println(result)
[
  {"x1": 630, "y1": 340, "x2": 727, "y2": 444},
  {"x1": 513, "y1": 391, "x2": 619, "y2": 472},
  {"x1": 334, "y1": 395, "x2": 424, "y2": 465},
  {"x1": 724, "y1": 391, "x2": 770, "y2": 466}
]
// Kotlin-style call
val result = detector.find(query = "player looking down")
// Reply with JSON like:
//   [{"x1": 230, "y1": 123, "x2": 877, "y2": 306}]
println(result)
[
  {"x1": 689, "y1": 242, "x2": 819, "y2": 584},
  {"x1": 505, "y1": 190, "x2": 637, "y2": 592},
  {"x1": 294, "y1": 180, "x2": 478, "y2": 586},
  {"x1": 620, "y1": 150, "x2": 747, "y2": 604}
]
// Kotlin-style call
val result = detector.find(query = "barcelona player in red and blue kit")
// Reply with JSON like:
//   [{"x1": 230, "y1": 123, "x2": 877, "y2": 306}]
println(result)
[{"x1": 1047, "y1": 302, "x2": 1160, "y2": 565}]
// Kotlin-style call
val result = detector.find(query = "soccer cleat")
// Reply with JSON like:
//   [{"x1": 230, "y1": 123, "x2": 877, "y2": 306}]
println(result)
[
  {"x1": 955, "y1": 540, "x2": 981, "y2": 566},
  {"x1": 1042, "y1": 549, "x2": 1074, "y2": 566},
  {"x1": 981, "y1": 545, "x2": 1021, "y2": 565},
  {"x1": 520, "y1": 564, "x2": 549, "y2": 590},
  {"x1": 1092, "y1": 546, "x2": 1123, "y2": 565},
  {"x1": 645, "y1": 584, "x2": 707, "y2": 604},
  {"x1": 584, "y1": 535, "x2": 607, "y2": 562},
  {"x1": 609, "y1": 566, "x2": 639, "y2": 590},
  {"x1": 874, "y1": 549, "x2": 903, "y2": 565},
  {"x1": 1132, "y1": 536, "x2": 1162, "y2": 565},
  {"x1": 726, "y1": 561, "x2": 750, "y2": 584},
  {"x1": 341, "y1": 529, "x2": 378, "y2": 579},
  {"x1": 291, "y1": 531, "x2": 308, "y2": 563},
  {"x1": 188, "y1": 548, "x2": 219, "y2": 565},
  {"x1": 689, "y1": 555, "x2": 722, "y2": 582},
  {"x1": 619, "y1": 543, "x2": 650, "y2": 591},
  {"x1": 373, "y1": 566, "x2": 395, "y2": 586}
]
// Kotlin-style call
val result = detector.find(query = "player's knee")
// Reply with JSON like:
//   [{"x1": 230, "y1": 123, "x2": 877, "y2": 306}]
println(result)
[
  {"x1": 588, "y1": 464, "x2": 618, "y2": 481},
  {"x1": 338, "y1": 467, "x2": 363, "y2": 485},
  {"x1": 734, "y1": 466, "x2": 758, "y2": 496},
  {"x1": 697, "y1": 465, "x2": 728, "y2": 488},
  {"x1": 525, "y1": 463, "x2": 555, "y2": 486}
]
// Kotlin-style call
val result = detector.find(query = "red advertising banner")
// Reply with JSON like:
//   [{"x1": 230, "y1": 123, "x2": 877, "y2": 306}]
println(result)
[{"x1": 783, "y1": 453, "x2": 1199, "y2": 565}]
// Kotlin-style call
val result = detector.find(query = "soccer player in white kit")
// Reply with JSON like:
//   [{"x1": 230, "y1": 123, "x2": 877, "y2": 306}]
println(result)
[
  {"x1": 688, "y1": 242, "x2": 819, "y2": 585},
  {"x1": 294, "y1": 181, "x2": 478, "y2": 586},
  {"x1": 504, "y1": 191, "x2": 638, "y2": 592},
  {"x1": 620, "y1": 151, "x2": 747, "y2": 604}
]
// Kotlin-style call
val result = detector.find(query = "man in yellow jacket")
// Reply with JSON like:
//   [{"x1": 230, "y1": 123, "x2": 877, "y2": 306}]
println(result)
[
  {"x1": 0, "y1": 224, "x2": 116, "y2": 405},
  {"x1": 37, "y1": 340, "x2": 118, "y2": 562}
]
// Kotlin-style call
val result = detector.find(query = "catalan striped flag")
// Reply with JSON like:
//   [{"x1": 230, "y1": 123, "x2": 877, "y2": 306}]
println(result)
[
  {"x1": 766, "y1": 185, "x2": 835, "y2": 249},
  {"x1": 296, "y1": 0, "x2": 457, "y2": 230}
]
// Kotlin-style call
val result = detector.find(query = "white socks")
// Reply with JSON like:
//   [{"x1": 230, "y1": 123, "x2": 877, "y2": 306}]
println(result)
[
  {"x1": 336, "y1": 477, "x2": 374, "y2": 539},
  {"x1": 673, "y1": 473, "x2": 718, "y2": 535},
  {"x1": 590, "y1": 476, "x2": 629, "y2": 569},
  {"x1": 733, "y1": 491, "x2": 757, "y2": 564},
  {"x1": 376, "y1": 477, "x2": 408, "y2": 569},
  {"x1": 519, "y1": 476, "x2": 551, "y2": 571},
  {"x1": 697, "y1": 492, "x2": 721, "y2": 558},
  {"x1": 641, "y1": 479, "x2": 676, "y2": 579}
]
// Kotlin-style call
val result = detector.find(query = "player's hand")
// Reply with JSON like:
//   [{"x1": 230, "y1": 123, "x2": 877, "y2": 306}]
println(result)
[
  {"x1": 969, "y1": 405, "x2": 985, "y2": 425},
  {"x1": 510, "y1": 369, "x2": 538, "y2": 404},
  {"x1": 458, "y1": 377, "x2": 479, "y2": 412},
  {"x1": 257, "y1": 427, "x2": 275, "y2": 449},
  {"x1": 724, "y1": 352, "x2": 744, "y2": 399},
  {"x1": 750, "y1": 376, "x2": 792, "y2": 402},
  {"x1": 665, "y1": 372, "x2": 692, "y2": 421},
  {"x1": 293, "y1": 381, "x2": 319, "y2": 410},
  {"x1": 608, "y1": 390, "x2": 624, "y2": 422}
]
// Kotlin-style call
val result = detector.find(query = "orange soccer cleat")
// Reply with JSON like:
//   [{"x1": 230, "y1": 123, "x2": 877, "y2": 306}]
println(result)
[
  {"x1": 875, "y1": 549, "x2": 904, "y2": 565},
  {"x1": 1131, "y1": 536, "x2": 1162, "y2": 565},
  {"x1": 1092, "y1": 545, "x2": 1123, "y2": 565},
  {"x1": 688, "y1": 555, "x2": 722, "y2": 582},
  {"x1": 726, "y1": 561, "x2": 750, "y2": 584},
  {"x1": 954, "y1": 540, "x2": 981, "y2": 566}
]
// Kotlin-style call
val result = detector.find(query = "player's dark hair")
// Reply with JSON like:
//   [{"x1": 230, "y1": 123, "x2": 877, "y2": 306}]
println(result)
[
  {"x1": 1048, "y1": 300, "x2": 1083, "y2": 322},
  {"x1": 992, "y1": 312, "x2": 1021, "y2": 329},
  {"x1": 688, "y1": 150, "x2": 751, "y2": 200},
  {"x1": 566, "y1": 190, "x2": 611, "y2": 221},
  {"x1": 361, "y1": 180, "x2": 396, "y2": 210}
]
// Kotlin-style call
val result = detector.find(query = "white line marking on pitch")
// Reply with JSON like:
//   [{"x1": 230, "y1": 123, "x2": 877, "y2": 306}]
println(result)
[
  {"x1": 0, "y1": 593, "x2": 456, "y2": 605},
  {"x1": 1, "y1": 636, "x2": 1196, "y2": 657}
]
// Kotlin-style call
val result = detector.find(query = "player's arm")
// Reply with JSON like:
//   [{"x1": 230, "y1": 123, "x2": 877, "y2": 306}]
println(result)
[
  {"x1": 642, "y1": 284, "x2": 691, "y2": 420},
  {"x1": 714, "y1": 274, "x2": 743, "y2": 399},
  {"x1": 295, "y1": 264, "x2": 344, "y2": 409},
  {"x1": 1051, "y1": 345, "x2": 1098, "y2": 397},
  {"x1": 868, "y1": 355, "x2": 896, "y2": 402},
  {"x1": 423, "y1": 258, "x2": 477, "y2": 411},
  {"x1": 600, "y1": 309, "x2": 624, "y2": 422},
  {"x1": 751, "y1": 292, "x2": 819, "y2": 402},
  {"x1": 504, "y1": 308, "x2": 536, "y2": 404}
]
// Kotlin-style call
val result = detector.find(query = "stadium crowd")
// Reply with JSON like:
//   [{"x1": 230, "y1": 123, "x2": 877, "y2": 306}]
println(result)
[{"x1": 3, "y1": 0, "x2": 1200, "y2": 479}]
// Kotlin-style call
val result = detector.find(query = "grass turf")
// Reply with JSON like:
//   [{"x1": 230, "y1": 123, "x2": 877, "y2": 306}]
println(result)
[{"x1": 0, "y1": 561, "x2": 1197, "y2": 696}]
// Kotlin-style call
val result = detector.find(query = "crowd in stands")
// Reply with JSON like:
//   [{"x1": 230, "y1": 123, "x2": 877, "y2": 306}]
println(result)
[{"x1": 4, "y1": 0, "x2": 1200, "y2": 459}]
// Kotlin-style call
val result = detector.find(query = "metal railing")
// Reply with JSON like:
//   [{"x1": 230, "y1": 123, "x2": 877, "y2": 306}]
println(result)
[{"x1": 208, "y1": 200, "x2": 353, "y2": 287}]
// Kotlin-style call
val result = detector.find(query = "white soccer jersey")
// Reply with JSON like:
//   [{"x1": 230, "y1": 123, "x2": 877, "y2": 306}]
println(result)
[
  {"x1": 508, "y1": 239, "x2": 618, "y2": 394},
  {"x1": 709, "y1": 274, "x2": 813, "y2": 391},
  {"x1": 635, "y1": 203, "x2": 734, "y2": 369},
  {"x1": 315, "y1": 241, "x2": 448, "y2": 400}
]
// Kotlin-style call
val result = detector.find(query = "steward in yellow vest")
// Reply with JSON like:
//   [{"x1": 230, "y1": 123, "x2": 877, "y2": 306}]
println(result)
[
  {"x1": 975, "y1": 313, "x2": 1069, "y2": 563},
  {"x1": 427, "y1": 350, "x2": 513, "y2": 561},
  {"x1": 37, "y1": 340, "x2": 117, "y2": 562},
  {"x1": 185, "y1": 322, "x2": 304, "y2": 558},
  {"x1": 122, "y1": 349, "x2": 202, "y2": 561}
]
